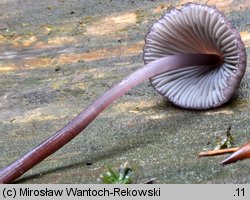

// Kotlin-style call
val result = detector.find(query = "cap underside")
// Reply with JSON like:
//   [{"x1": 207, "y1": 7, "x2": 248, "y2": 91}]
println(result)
[{"x1": 143, "y1": 3, "x2": 246, "y2": 109}]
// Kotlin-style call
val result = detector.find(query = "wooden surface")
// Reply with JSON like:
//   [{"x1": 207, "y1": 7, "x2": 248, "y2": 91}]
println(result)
[{"x1": 0, "y1": 0, "x2": 249, "y2": 183}]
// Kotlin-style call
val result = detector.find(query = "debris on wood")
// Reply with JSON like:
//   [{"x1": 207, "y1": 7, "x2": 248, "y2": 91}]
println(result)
[{"x1": 198, "y1": 147, "x2": 239, "y2": 157}]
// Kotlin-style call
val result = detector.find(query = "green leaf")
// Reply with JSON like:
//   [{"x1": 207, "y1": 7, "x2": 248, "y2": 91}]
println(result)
[{"x1": 100, "y1": 162, "x2": 133, "y2": 184}]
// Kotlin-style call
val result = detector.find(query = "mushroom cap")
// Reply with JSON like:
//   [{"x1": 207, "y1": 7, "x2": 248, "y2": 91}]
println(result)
[{"x1": 143, "y1": 3, "x2": 247, "y2": 109}]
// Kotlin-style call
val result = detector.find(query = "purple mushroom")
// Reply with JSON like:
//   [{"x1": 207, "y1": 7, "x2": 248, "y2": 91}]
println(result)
[
  {"x1": 144, "y1": 3, "x2": 246, "y2": 109},
  {"x1": 0, "y1": 3, "x2": 246, "y2": 183}
]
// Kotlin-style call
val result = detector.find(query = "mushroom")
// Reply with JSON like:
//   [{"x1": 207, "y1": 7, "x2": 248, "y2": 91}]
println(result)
[
  {"x1": 144, "y1": 3, "x2": 246, "y2": 109},
  {"x1": 0, "y1": 3, "x2": 246, "y2": 183}
]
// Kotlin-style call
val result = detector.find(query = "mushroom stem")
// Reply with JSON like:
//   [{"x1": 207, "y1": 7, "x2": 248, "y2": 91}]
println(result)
[{"x1": 0, "y1": 53, "x2": 220, "y2": 183}]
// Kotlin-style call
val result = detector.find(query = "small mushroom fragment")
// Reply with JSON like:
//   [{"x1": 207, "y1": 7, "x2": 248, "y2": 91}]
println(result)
[
  {"x1": 220, "y1": 141, "x2": 250, "y2": 165},
  {"x1": 0, "y1": 3, "x2": 246, "y2": 183}
]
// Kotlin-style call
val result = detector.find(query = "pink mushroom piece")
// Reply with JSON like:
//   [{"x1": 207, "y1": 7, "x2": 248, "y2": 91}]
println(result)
[
  {"x1": 0, "y1": 3, "x2": 247, "y2": 183},
  {"x1": 221, "y1": 141, "x2": 250, "y2": 165}
]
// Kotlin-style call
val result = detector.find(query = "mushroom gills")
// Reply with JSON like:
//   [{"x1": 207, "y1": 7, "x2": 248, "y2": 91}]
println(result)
[{"x1": 144, "y1": 3, "x2": 246, "y2": 109}]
